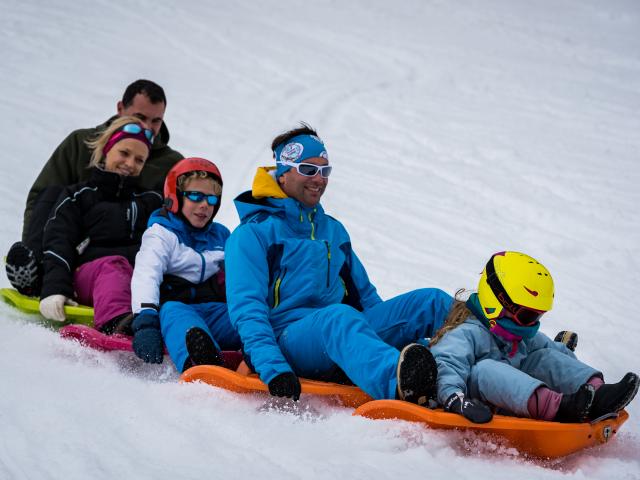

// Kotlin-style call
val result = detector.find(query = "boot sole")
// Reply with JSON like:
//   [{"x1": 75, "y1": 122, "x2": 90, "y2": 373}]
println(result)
[
  {"x1": 185, "y1": 327, "x2": 223, "y2": 367},
  {"x1": 396, "y1": 343, "x2": 437, "y2": 406}
]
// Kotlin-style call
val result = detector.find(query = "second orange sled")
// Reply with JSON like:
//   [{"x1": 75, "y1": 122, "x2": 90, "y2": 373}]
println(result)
[{"x1": 353, "y1": 400, "x2": 629, "y2": 458}]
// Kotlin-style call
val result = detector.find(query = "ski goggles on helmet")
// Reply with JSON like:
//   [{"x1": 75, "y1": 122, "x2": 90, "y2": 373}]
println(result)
[
  {"x1": 486, "y1": 255, "x2": 546, "y2": 326},
  {"x1": 278, "y1": 160, "x2": 332, "y2": 178},
  {"x1": 499, "y1": 304, "x2": 545, "y2": 326},
  {"x1": 182, "y1": 191, "x2": 220, "y2": 206}
]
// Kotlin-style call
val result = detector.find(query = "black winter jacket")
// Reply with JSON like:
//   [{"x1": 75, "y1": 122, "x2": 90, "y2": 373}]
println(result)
[
  {"x1": 22, "y1": 116, "x2": 182, "y2": 240},
  {"x1": 41, "y1": 168, "x2": 163, "y2": 299}
]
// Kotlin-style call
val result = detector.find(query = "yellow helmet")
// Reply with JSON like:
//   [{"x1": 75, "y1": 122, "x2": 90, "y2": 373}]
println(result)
[{"x1": 477, "y1": 251, "x2": 554, "y2": 325}]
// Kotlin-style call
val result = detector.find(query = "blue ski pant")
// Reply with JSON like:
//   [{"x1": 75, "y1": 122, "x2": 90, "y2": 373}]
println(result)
[
  {"x1": 467, "y1": 348, "x2": 600, "y2": 417},
  {"x1": 277, "y1": 288, "x2": 453, "y2": 400},
  {"x1": 160, "y1": 301, "x2": 241, "y2": 372}
]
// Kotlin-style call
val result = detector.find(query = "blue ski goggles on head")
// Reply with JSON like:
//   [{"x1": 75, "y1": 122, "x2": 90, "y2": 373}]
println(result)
[
  {"x1": 181, "y1": 191, "x2": 220, "y2": 206},
  {"x1": 121, "y1": 123, "x2": 154, "y2": 142}
]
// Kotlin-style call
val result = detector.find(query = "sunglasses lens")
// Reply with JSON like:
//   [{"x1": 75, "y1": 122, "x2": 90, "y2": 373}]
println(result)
[
  {"x1": 144, "y1": 129, "x2": 153, "y2": 141},
  {"x1": 320, "y1": 166, "x2": 332, "y2": 178},
  {"x1": 185, "y1": 191, "x2": 204, "y2": 202},
  {"x1": 207, "y1": 195, "x2": 219, "y2": 206},
  {"x1": 298, "y1": 164, "x2": 320, "y2": 176}
]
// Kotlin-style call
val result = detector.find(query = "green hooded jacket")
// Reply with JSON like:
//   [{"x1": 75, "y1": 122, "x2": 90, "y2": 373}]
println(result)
[{"x1": 22, "y1": 116, "x2": 183, "y2": 240}]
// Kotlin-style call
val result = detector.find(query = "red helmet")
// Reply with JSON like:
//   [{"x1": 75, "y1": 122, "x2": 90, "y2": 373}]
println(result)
[{"x1": 163, "y1": 157, "x2": 223, "y2": 214}]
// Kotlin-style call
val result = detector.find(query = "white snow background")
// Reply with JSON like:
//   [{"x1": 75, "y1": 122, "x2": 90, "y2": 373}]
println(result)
[{"x1": 1, "y1": 0, "x2": 639, "y2": 478}]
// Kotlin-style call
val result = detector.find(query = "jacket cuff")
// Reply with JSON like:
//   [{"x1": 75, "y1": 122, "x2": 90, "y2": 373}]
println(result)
[{"x1": 132, "y1": 310, "x2": 160, "y2": 332}]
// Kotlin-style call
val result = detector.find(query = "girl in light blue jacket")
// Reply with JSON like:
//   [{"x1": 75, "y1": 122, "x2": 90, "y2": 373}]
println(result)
[{"x1": 429, "y1": 251, "x2": 638, "y2": 424}]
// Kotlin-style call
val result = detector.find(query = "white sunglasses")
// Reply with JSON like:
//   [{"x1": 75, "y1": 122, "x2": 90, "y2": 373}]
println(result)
[{"x1": 279, "y1": 160, "x2": 332, "y2": 178}]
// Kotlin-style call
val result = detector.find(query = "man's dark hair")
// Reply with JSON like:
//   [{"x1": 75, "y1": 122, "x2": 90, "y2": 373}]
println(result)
[
  {"x1": 271, "y1": 122, "x2": 318, "y2": 152},
  {"x1": 122, "y1": 79, "x2": 167, "y2": 107}
]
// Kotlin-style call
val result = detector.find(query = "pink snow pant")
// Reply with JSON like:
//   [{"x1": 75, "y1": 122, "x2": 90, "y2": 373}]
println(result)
[{"x1": 73, "y1": 255, "x2": 133, "y2": 331}]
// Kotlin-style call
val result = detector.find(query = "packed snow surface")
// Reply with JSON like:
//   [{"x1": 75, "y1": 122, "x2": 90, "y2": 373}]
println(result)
[{"x1": 0, "y1": 1, "x2": 639, "y2": 478}]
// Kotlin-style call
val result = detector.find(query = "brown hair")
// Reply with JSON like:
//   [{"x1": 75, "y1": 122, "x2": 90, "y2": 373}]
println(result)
[
  {"x1": 85, "y1": 116, "x2": 148, "y2": 168},
  {"x1": 430, "y1": 289, "x2": 473, "y2": 347}
]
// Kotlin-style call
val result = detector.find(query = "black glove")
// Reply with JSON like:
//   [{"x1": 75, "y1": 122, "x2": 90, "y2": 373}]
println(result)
[
  {"x1": 268, "y1": 372, "x2": 301, "y2": 401},
  {"x1": 132, "y1": 310, "x2": 163, "y2": 364},
  {"x1": 554, "y1": 330, "x2": 578, "y2": 352},
  {"x1": 444, "y1": 392, "x2": 493, "y2": 424}
]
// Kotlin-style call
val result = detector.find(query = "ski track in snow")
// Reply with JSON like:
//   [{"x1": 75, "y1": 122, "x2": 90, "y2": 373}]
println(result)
[{"x1": 1, "y1": 1, "x2": 639, "y2": 478}]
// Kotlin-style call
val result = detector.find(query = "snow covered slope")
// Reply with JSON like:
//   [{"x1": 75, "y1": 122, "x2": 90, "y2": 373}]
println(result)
[{"x1": 0, "y1": 1, "x2": 638, "y2": 478}]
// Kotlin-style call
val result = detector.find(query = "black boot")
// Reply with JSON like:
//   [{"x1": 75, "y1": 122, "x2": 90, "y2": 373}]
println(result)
[
  {"x1": 396, "y1": 343, "x2": 437, "y2": 406},
  {"x1": 183, "y1": 327, "x2": 223, "y2": 371},
  {"x1": 554, "y1": 384, "x2": 595, "y2": 423},
  {"x1": 5, "y1": 242, "x2": 41, "y2": 296},
  {"x1": 588, "y1": 372, "x2": 639, "y2": 420},
  {"x1": 100, "y1": 313, "x2": 134, "y2": 336}
]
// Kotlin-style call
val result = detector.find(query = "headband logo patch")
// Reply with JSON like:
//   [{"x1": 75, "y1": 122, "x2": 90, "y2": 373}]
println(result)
[{"x1": 280, "y1": 142, "x2": 303, "y2": 163}]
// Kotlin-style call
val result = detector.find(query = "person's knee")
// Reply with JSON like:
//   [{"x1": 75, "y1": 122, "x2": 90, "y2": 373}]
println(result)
[
  {"x1": 318, "y1": 304, "x2": 363, "y2": 333},
  {"x1": 159, "y1": 301, "x2": 184, "y2": 318},
  {"x1": 97, "y1": 255, "x2": 133, "y2": 275}
]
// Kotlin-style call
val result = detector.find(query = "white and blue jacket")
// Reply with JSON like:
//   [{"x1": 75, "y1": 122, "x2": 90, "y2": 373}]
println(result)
[{"x1": 131, "y1": 209, "x2": 229, "y2": 313}]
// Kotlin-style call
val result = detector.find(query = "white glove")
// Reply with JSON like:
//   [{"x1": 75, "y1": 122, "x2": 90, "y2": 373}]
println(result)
[{"x1": 39, "y1": 295, "x2": 79, "y2": 321}]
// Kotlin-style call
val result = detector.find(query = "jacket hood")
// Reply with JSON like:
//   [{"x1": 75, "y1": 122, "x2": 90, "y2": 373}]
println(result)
[{"x1": 233, "y1": 167, "x2": 325, "y2": 225}]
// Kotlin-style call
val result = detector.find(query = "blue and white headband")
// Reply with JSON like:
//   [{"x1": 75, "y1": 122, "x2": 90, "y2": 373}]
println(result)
[{"x1": 274, "y1": 134, "x2": 329, "y2": 178}]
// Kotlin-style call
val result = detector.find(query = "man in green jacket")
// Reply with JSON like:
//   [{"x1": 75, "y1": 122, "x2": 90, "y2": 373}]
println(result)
[
  {"x1": 6, "y1": 79, "x2": 183, "y2": 296},
  {"x1": 22, "y1": 79, "x2": 183, "y2": 237}
]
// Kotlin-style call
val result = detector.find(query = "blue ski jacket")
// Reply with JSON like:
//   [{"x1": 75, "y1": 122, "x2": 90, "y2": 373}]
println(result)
[{"x1": 225, "y1": 167, "x2": 382, "y2": 384}]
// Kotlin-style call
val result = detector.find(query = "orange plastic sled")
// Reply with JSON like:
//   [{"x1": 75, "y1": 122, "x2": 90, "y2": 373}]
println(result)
[
  {"x1": 182, "y1": 365, "x2": 630, "y2": 458},
  {"x1": 180, "y1": 365, "x2": 372, "y2": 408},
  {"x1": 353, "y1": 400, "x2": 629, "y2": 458}
]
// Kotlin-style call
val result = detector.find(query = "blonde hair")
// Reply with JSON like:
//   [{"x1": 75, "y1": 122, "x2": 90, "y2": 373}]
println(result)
[
  {"x1": 85, "y1": 116, "x2": 149, "y2": 168},
  {"x1": 430, "y1": 289, "x2": 473, "y2": 347},
  {"x1": 178, "y1": 171, "x2": 222, "y2": 195}
]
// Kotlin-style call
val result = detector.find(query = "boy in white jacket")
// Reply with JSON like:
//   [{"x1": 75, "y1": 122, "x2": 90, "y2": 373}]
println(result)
[{"x1": 130, "y1": 158, "x2": 240, "y2": 371}]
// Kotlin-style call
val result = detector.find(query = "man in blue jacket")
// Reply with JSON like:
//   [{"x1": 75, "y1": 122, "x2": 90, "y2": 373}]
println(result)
[{"x1": 225, "y1": 124, "x2": 454, "y2": 404}]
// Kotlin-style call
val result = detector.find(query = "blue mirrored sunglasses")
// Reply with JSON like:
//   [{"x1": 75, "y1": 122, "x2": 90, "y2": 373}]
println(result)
[
  {"x1": 182, "y1": 191, "x2": 220, "y2": 206},
  {"x1": 122, "y1": 123, "x2": 154, "y2": 142}
]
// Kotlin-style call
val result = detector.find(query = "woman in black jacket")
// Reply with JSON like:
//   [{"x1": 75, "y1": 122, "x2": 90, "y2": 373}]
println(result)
[{"x1": 38, "y1": 116, "x2": 163, "y2": 333}]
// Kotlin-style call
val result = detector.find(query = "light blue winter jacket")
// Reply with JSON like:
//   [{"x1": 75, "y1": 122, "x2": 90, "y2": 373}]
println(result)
[
  {"x1": 225, "y1": 168, "x2": 382, "y2": 384},
  {"x1": 430, "y1": 296, "x2": 582, "y2": 406}
]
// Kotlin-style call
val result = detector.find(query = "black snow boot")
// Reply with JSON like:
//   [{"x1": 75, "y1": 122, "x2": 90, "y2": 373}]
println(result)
[
  {"x1": 184, "y1": 327, "x2": 223, "y2": 371},
  {"x1": 554, "y1": 384, "x2": 595, "y2": 423},
  {"x1": 5, "y1": 241, "x2": 40, "y2": 296},
  {"x1": 396, "y1": 343, "x2": 438, "y2": 406},
  {"x1": 588, "y1": 372, "x2": 640, "y2": 420},
  {"x1": 100, "y1": 312, "x2": 134, "y2": 336}
]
